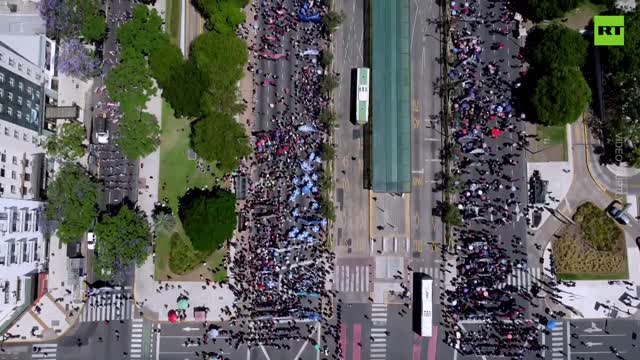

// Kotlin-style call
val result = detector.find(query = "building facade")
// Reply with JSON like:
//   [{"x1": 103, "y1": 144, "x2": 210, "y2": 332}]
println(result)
[
  {"x1": 0, "y1": 197, "x2": 44, "y2": 329},
  {"x1": 0, "y1": 40, "x2": 49, "y2": 201}
]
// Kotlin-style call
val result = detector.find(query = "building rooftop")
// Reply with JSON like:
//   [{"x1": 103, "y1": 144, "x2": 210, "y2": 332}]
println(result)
[
  {"x1": 0, "y1": 34, "x2": 47, "y2": 69},
  {"x1": 0, "y1": 1, "x2": 40, "y2": 15}
]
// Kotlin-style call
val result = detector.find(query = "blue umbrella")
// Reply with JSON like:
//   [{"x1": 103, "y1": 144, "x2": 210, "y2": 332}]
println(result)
[{"x1": 547, "y1": 320, "x2": 557, "y2": 330}]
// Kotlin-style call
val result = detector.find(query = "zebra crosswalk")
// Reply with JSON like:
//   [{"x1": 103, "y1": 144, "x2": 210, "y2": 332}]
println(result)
[
  {"x1": 335, "y1": 265, "x2": 370, "y2": 292},
  {"x1": 80, "y1": 290, "x2": 133, "y2": 322},
  {"x1": 370, "y1": 327, "x2": 387, "y2": 359},
  {"x1": 498, "y1": 267, "x2": 541, "y2": 290},
  {"x1": 31, "y1": 343, "x2": 57, "y2": 359},
  {"x1": 370, "y1": 304, "x2": 388, "y2": 359},
  {"x1": 550, "y1": 321, "x2": 566, "y2": 360},
  {"x1": 371, "y1": 303, "x2": 387, "y2": 324},
  {"x1": 130, "y1": 317, "x2": 144, "y2": 359}
]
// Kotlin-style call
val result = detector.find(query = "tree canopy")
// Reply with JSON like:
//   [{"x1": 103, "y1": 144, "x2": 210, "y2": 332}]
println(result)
[
  {"x1": 46, "y1": 163, "x2": 98, "y2": 244},
  {"x1": 530, "y1": 66, "x2": 591, "y2": 126},
  {"x1": 38, "y1": 0, "x2": 103, "y2": 40},
  {"x1": 116, "y1": 111, "x2": 160, "y2": 160},
  {"x1": 191, "y1": 31, "x2": 247, "y2": 114},
  {"x1": 149, "y1": 40, "x2": 185, "y2": 89},
  {"x1": 525, "y1": 24, "x2": 588, "y2": 69},
  {"x1": 191, "y1": 112, "x2": 252, "y2": 173},
  {"x1": 117, "y1": 5, "x2": 167, "y2": 55},
  {"x1": 321, "y1": 10, "x2": 345, "y2": 34},
  {"x1": 179, "y1": 188, "x2": 237, "y2": 253},
  {"x1": 162, "y1": 61, "x2": 211, "y2": 118},
  {"x1": 81, "y1": 14, "x2": 107, "y2": 42},
  {"x1": 194, "y1": 0, "x2": 246, "y2": 34},
  {"x1": 105, "y1": 47, "x2": 156, "y2": 113},
  {"x1": 518, "y1": 0, "x2": 582, "y2": 22},
  {"x1": 94, "y1": 206, "x2": 151, "y2": 281},
  {"x1": 45, "y1": 121, "x2": 86, "y2": 161},
  {"x1": 603, "y1": 9, "x2": 640, "y2": 75},
  {"x1": 57, "y1": 39, "x2": 100, "y2": 79}
]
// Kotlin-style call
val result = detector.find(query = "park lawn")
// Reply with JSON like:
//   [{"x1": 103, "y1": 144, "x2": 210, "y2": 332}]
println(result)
[
  {"x1": 155, "y1": 101, "x2": 226, "y2": 280},
  {"x1": 536, "y1": 124, "x2": 568, "y2": 161},
  {"x1": 552, "y1": 202, "x2": 629, "y2": 281},
  {"x1": 164, "y1": 0, "x2": 182, "y2": 45},
  {"x1": 558, "y1": 269, "x2": 629, "y2": 281},
  {"x1": 563, "y1": 1, "x2": 608, "y2": 31},
  {"x1": 537, "y1": 125, "x2": 566, "y2": 146}
]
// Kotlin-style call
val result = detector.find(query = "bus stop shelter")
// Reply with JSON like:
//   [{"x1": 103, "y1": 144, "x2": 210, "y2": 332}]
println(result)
[{"x1": 371, "y1": 0, "x2": 411, "y2": 193}]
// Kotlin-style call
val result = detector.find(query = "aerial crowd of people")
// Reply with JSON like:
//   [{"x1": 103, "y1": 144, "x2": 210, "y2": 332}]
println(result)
[{"x1": 441, "y1": 0, "x2": 573, "y2": 357}]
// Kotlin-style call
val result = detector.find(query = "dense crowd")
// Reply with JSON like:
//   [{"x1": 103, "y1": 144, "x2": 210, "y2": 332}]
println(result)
[
  {"x1": 441, "y1": 0, "x2": 562, "y2": 357},
  {"x1": 217, "y1": 0, "x2": 339, "y2": 357}
]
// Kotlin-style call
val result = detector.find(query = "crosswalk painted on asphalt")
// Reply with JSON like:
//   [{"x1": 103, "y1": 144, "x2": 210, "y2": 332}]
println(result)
[
  {"x1": 370, "y1": 304, "x2": 388, "y2": 359},
  {"x1": 498, "y1": 267, "x2": 541, "y2": 290},
  {"x1": 335, "y1": 265, "x2": 370, "y2": 292},
  {"x1": 371, "y1": 303, "x2": 387, "y2": 324},
  {"x1": 31, "y1": 343, "x2": 57, "y2": 359},
  {"x1": 130, "y1": 317, "x2": 144, "y2": 359},
  {"x1": 80, "y1": 291, "x2": 133, "y2": 322},
  {"x1": 550, "y1": 321, "x2": 565, "y2": 360},
  {"x1": 370, "y1": 327, "x2": 387, "y2": 359}
]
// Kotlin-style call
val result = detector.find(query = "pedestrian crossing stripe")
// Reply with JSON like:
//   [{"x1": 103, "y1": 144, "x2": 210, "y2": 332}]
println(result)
[
  {"x1": 80, "y1": 291, "x2": 133, "y2": 322},
  {"x1": 335, "y1": 265, "x2": 370, "y2": 292},
  {"x1": 31, "y1": 343, "x2": 57, "y2": 360},
  {"x1": 371, "y1": 303, "x2": 387, "y2": 323},
  {"x1": 497, "y1": 267, "x2": 541, "y2": 290},
  {"x1": 370, "y1": 326, "x2": 387, "y2": 358},
  {"x1": 130, "y1": 318, "x2": 144, "y2": 359},
  {"x1": 550, "y1": 321, "x2": 565, "y2": 359}
]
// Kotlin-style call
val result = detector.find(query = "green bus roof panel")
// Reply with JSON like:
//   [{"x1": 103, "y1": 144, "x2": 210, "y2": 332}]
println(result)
[{"x1": 371, "y1": 0, "x2": 411, "y2": 193}]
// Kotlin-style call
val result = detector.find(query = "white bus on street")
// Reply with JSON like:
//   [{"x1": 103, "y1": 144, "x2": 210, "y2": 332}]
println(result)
[{"x1": 412, "y1": 272, "x2": 433, "y2": 337}]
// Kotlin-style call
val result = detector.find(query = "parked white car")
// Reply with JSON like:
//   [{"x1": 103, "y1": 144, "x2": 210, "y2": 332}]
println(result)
[{"x1": 87, "y1": 232, "x2": 96, "y2": 250}]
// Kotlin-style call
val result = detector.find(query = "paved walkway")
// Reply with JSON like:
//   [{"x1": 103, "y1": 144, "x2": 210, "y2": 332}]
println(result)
[
  {"x1": 532, "y1": 120, "x2": 640, "y2": 320},
  {"x1": 527, "y1": 124, "x2": 574, "y2": 230}
]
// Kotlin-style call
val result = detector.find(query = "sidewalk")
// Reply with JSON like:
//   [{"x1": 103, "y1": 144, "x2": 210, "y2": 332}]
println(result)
[
  {"x1": 5, "y1": 233, "x2": 82, "y2": 343},
  {"x1": 543, "y1": 232, "x2": 640, "y2": 319},
  {"x1": 527, "y1": 123, "x2": 573, "y2": 230}
]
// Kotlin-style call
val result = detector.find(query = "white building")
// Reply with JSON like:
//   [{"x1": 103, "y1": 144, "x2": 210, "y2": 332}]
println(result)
[
  {"x1": 0, "y1": 5, "x2": 52, "y2": 336},
  {"x1": 0, "y1": 38, "x2": 49, "y2": 201},
  {"x1": 0, "y1": 197, "x2": 44, "y2": 330}
]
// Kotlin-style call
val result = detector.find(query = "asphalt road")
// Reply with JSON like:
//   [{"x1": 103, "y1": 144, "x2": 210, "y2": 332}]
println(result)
[
  {"x1": 452, "y1": 0, "x2": 529, "y2": 307},
  {"x1": 184, "y1": 0, "x2": 205, "y2": 56},
  {"x1": 0, "y1": 319, "x2": 150, "y2": 360},
  {"x1": 409, "y1": 0, "x2": 445, "y2": 261},
  {"x1": 155, "y1": 321, "x2": 323, "y2": 360}
]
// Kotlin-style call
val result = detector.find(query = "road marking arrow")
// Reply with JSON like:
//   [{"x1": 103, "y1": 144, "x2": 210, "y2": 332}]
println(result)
[
  {"x1": 583, "y1": 322, "x2": 603, "y2": 334},
  {"x1": 584, "y1": 342, "x2": 603, "y2": 347}
]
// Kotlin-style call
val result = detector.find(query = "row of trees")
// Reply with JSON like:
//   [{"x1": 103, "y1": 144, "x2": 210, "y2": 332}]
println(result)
[
  {"x1": 516, "y1": 0, "x2": 614, "y2": 22},
  {"x1": 600, "y1": 9, "x2": 640, "y2": 166},
  {"x1": 105, "y1": 6, "x2": 163, "y2": 160},
  {"x1": 184, "y1": 1, "x2": 252, "y2": 173},
  {"x1": 523, "y1": 24, "x2": 591, "y2": 126},
  {"x1": 104, "y1": 3, "x2": 251, "y2": 170},
  {"x1": 46, "y1": 163, "x2": 151, "y2": 281},
  {"x1": 39, "y1": 0, "x2": 106, "y2": 41}
]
